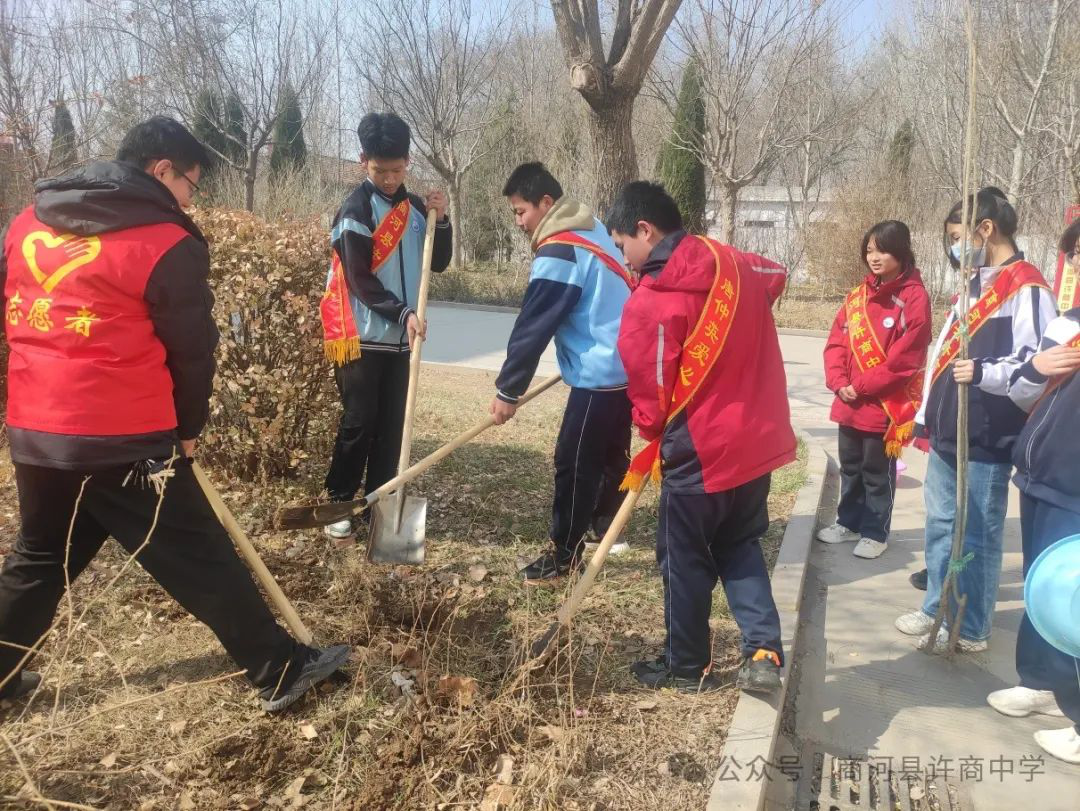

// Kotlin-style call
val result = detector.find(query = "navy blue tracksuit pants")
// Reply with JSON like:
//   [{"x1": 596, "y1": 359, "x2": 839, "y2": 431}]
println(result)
[
  {"x1": 658, "y1": 473, "x2": 783, "y2": 677},
  {"x1": 1018, "y1": 491, "x2": 1080, "y2": 732},
  {"x1": 551, "y1": 387, "x2": 632, "y2": 555}
]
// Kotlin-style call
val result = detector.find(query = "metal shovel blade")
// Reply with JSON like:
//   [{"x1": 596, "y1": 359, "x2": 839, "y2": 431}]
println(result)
[{"x1": 367, "y1": 491, "x2": 427, "y2": 565}]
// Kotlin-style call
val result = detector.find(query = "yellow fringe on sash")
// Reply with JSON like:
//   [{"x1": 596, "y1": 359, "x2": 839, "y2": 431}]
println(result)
[
  {"x1": 620, "y1": 455, "x2": 662, "y2": 491},
  {"x1": 323, "y1": 336, "x2": 361, "y2": 366},
  {"x1": 885, "y1": 420, "x2": 914, "y2": 459}
]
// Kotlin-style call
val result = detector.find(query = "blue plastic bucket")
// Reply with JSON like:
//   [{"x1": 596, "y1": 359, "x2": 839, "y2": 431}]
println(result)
[{"x1": 1025, "y1": 533, "x2": 1080, "y2": 659}]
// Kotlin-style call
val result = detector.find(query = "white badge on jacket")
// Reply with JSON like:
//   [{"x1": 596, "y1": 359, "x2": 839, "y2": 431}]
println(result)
[{"x1": 883, "y1": 317, "x2": 895, "y2": 329}]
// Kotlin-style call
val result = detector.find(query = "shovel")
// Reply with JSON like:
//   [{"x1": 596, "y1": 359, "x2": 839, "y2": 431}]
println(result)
[
  {"x1": 367, "y1": 211, "x2": 439, "y2": 564},
  {"x1": 528, "y1": 477, "x2": 647, "y2": 662},
  {"x1": 274, "y1": 374, "x2": 564, "y2": 532},
  {"x1": 192, "y1": 462, "x2": 314, "y2": 645}
]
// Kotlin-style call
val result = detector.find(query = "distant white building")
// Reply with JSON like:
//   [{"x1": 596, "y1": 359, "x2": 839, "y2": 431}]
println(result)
[{"x1": 705, "y1": 185, "x2": 835, "y2": 277}]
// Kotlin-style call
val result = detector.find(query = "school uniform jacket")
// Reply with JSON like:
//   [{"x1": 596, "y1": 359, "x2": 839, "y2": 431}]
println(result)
[
  {"x1": 823, "y1": 269, "x2": 932, "y2": 434},
  {"x1": 617, "y1": 231, "x2": 796, "y2": 494},
  {"x1": 915, "y1": 255, "x2": 1056, "y2": 463},
  {"x1": 495, "y1": 197, "x2": 630, "y2": 400},
  {"x1": 332, "y1": 179, "x2": 452, "y2": 352},
  {"x1": 1012, "y1": 309, "x2": 1080, "y2": 514}
]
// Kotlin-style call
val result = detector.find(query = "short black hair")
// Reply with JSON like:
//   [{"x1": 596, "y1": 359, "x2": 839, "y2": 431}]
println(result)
[
  {"x1": 862, "y1": 220, "x2": 916, "y2": 272},
  {"x1": 116, "y1": 116, "x2": 210, "y2": 173},
  {"x1": 357, "y1": 112, "x2": 410, "y2": 160},
  {"x1": 943, "y1": 185, "x2": 1019, "y2": 268},
  {"x1": 1060, "y1": 218, "x2": 1080, "y2": 256},
  {"x1": 502, "y1": 162, "x2": 563, "y2": 204},
  {"x1": 605, "y1": 181, "x2": 683, "y2": 236}
]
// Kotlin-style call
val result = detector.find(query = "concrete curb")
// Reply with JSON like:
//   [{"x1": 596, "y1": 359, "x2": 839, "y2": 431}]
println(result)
[
  {"x1": 432, "y1": 300, "x2": 830, "y2": 339},
  {"x1": 429, "y1": 299, "x2": 520, "y2": 314},
  {"x1": 705, "y1": 431, "x2": 836, "y2": 811}
]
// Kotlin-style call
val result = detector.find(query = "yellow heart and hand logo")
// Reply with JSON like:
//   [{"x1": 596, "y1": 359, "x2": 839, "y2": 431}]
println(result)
[{"x1": 20, "y1": 231, "x2": 101, "y2": 293}]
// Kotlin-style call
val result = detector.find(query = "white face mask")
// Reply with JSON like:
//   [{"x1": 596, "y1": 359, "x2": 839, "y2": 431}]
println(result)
[{"x1": 950, "y1": 238, "x2": 986, "y2": 269}]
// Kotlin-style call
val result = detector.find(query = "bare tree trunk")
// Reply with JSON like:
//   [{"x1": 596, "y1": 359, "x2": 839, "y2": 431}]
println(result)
[
  {"x1": 587, "y1": 95, "x2": 638, "y2": 213},
  {"x1": 720, "y1": 182, "x2": 738, "y2": 243},
  {"x1": 448, "y1": 180, "x2": 464, "y2": 271},
  {"x1": 1007, "y1": 140, "x2": 1025, "y2": 204},
  {"x1": 245, "y1": 152, "x2": 259, "y2": 213}
]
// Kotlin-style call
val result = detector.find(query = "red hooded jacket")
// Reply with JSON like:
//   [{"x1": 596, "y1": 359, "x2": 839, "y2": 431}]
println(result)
[
  {"x1": 823, "y1": 269, "x2": 932, "y2": 434},
  {"x1": 617, "y1": 232, "x2": 796, "y2": 494}
]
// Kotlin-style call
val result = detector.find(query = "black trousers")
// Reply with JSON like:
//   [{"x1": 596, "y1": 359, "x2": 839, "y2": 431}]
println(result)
[
  {"x1": 1017, "y1": 492, "x2": 1080, "y2": 731},
  {"x1": 836, "y1": 424, "x2": 897, "y2": 543},
  {"x1": 550, "y1": 387, "x2": 632, "y2": 555},
  {"x1": 0, "y1": 460, "x2": 307, "y2": 697},
  {"x1": 657, "y1": 475, "x2": 783, "y2": 676},
  {"x1": 324, "y1": 351, "x2": 410, "y2": 502}
]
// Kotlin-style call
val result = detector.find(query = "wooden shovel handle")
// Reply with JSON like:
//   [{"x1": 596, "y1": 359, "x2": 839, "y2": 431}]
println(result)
[
  {"x1": 530, "y1": 478, "x2": 646, "y2": 660},
  {"x1": 556, "y1": 479, "x2": 646, "y2": 625},
  {"x1": 364, "y1": 373, "x2": 564, "y2": 507},
  {"x1": 396, "y1": 214, "x2": 439, "y2": 477},
  {"x1": 193, "y1": 462, "x2": 314, "y2": 645}
]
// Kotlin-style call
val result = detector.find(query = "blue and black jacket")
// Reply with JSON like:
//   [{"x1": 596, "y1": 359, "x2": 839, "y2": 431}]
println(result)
[
  {"x1": 915, "y1": 255, "x2": 1057, "y2": 463},
  {"x1": 495, "y1": 201, "x2": 630, "y2": 400},
  {"x1": 331, "y1": 179, "x2": 452, "y2": 352},
  {"x1": 1013, "y1": 308, "x2": 1080, "y2": 514}
]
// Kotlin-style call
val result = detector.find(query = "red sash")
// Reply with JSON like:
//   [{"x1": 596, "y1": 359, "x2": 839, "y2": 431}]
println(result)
[
  {"x1": 320, "y1": 200, "x2": 412, "y2": 365},
  {"x1": 537, "y1": 231, "x2": 635, "y2": 290},
  {"x1": 621, "y1": 237, "x2": 739, "y2": 489},
  {"x1": 844, "y1": 283, "x2": 923, "y2": 457},
  {"x1": 931, "y1": 262, "x2": 1049, "y2": 386}
]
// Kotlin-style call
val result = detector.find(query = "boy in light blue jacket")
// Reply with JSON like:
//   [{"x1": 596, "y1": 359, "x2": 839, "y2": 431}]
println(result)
[{"x1": 490, "y1": 163, "x2": 633, "y2": 582}]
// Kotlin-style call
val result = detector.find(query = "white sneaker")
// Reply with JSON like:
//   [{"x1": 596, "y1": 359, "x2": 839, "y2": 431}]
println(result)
[
  {"x1": 988, "y1": 686, "x2": 1065, "y2": 718},
  {"x1": 584, "y1": 540, "x2": 630, "y2": 556},
  {"x1": 917, "y1": 626, "x2": 988, "y2": 653},
  {"x1": 1034, "y1": 726, "x2": 1080, "y2": 765},
  {"x1": 816, "y1": 523, "x2": 860, "y2": 544},
  {"x1": 853, "y1": 538, "x2": 887, "y2": 559},
  {"x1": 324, "y1": 518, "x2": 355, "y2": 540},
  {"x1": 895, "y1": 610, "x2": 935, "y2": 636}
]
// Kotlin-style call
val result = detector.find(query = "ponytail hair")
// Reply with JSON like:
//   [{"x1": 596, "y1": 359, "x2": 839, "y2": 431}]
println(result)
[{"x1": 943, "y1": 186, "x2": 1019, "y2": 268}]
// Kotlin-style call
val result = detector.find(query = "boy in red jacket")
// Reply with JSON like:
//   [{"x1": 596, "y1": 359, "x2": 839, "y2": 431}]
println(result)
[
  {"x1": 609, "y1": 182, "x2": 796, "y2": 693},
  {"x1": 819, "y1": 221, "x2": 932, "y2": 559}
]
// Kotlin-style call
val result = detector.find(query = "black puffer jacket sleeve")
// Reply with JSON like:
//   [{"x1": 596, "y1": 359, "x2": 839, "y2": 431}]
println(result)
[{"x1": 143, "y1": 236, "x2": 220, "y2": 439}]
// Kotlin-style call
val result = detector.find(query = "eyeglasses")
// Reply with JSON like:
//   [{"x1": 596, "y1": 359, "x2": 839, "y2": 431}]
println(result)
[{"x1": 175, "y1": 169, "x2": 200, "y2": 193}]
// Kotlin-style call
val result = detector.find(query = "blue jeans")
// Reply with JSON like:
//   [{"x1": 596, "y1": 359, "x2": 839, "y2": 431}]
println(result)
[
  {"x1": 1017, "y1": 492, "x2": 1080, "y2": 731},
  {"x1": 921, "y1": 449, "x2": 1010, "y2": 641}
]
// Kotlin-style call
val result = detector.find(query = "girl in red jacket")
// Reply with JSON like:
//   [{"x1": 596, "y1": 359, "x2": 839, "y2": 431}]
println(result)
[{"x1": 818, "y1": 221, "x2": 932, "y2": 559}]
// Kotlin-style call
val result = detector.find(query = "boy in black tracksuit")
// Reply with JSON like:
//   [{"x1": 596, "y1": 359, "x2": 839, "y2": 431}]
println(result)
[{"x1": 319, "y1": 113, "x2": 452, "y2": 539}]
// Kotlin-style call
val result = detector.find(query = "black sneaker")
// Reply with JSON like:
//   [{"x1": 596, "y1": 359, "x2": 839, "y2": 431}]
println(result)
[
  {"x1": 633, "y1": 662, "x2": 724, "y2": 694},
  {"x1": 630, "y1": 656, "x2": 668, "y2": 678},
  {"x1": 260, "y1": 644, "x2": 350, "y2": 713},
  {"x1": 736, "y1": 650, "x2": 782, "y2": 693},
  {"x1": 910, "y1": 568, "x2": 928, "y2": 591},
  {"x1": 521, "y1": 548, "x2": 583, "y2": 583},
  {"x1": 0, "y1": 671, "x2": 41, "y2": 701}
]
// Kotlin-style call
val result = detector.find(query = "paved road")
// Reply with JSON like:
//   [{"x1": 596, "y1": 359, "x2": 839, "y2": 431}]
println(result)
[{"x1": 426, "y1": 301, "x2": 1075, "y2": 810}]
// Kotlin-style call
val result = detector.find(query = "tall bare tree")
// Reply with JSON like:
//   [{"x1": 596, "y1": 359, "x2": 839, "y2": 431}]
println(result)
[
  {"x1": 549, "y1": 0, "x2": 683, "y2": 210},
  {"x1": 355, "y1": 0, "x2": 509, "y2": 269},
  {"x1": 671, "y1": 0, "x2": 850, "y2": 242},
  {"x1": 979, "y1": 0, "x2": 1076, "y2": 204}
]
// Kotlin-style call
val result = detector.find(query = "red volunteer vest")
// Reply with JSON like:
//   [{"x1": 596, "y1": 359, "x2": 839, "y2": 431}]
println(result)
[{"x1": 3, "y1": 207, "x2": 189, "y2": 436}]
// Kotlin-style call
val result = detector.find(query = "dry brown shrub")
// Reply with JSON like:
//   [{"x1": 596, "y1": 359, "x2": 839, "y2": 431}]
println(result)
[{"x1": 193, "y1": 208, "x2": 337, "y2": 482}]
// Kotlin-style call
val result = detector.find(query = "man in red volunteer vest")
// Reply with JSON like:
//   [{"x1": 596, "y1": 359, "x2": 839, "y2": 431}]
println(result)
[
  {"x1": 610, "y1": 181, "x2": 796, "y2": 694},
  {"x1": 0, "y1": 117, "x2": 346, "y2": 711}
]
